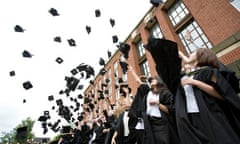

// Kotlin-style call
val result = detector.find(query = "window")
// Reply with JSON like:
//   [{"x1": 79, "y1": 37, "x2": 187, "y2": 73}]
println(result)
[
  {"x1": 140, "y1": 60, "x2": 151, "y2": 77},
  {"x1": 108, "y1": 68, "x2": 112, "y2": 83},
  {"x1": 109, "y1": 86, "x2": 112, "y2": 98},
  {"x1": 150, "y1": 23, "x2": 164, "y2": 39},
  {"x1": 116, "y1": 89, "x2": 120, "y2": 100},
  {"x1": 168, "y1": 1, "x2": 189, "y2": 26},
  {"x1": 178, "y1": 21, "x2": 212, "y2": 53},
  {"x1": 136, "y1": 40, "x2": 145, "y2": 57},
  {"x1": 229, "y1": 0, "x2": 240, "y2": 12}
]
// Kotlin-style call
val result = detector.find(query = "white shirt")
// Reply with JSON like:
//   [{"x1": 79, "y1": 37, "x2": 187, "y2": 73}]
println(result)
[
  {"x1": 182, "y1": 75, "x2": 200, "y2": 113},
  {"x1": 146, "y1": 91, "x2": 162, "y2": 117},
  {"x1": 123, "y1": 111, "x2": 129, "y2": 136}
]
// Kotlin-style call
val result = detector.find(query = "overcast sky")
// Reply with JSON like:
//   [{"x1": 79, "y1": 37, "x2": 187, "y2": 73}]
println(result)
[{"x1": 0, "y1": 0, "x2": 152, "y2": 138}]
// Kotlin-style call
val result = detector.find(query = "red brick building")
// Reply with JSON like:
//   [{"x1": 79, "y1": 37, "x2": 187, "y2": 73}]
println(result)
[{"x1": 84, "y1": 0, "x2": 240, "y2": 115}]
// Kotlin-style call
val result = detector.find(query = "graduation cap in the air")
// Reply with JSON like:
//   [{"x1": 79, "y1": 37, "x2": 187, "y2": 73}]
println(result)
[
  {"x1": 99, "y1": 68, "x2": 106, "y2": 75},
  {"x1": 110, "y1": 18, "x2": 115, "y2": 27},
  {"x1": 9, "y1": 71, "x2": 15, "y2": 77},
  {"x1": 119, "y1": 60, "x2": 128, "y2": 74},
  {"x1": 56, "y1": 99, "x2": 63, "y2": 106},
  {"x1": 78, "y1": 94, "x2": 83, "y2": 99},
  {"x1": 23, "y1": 99, "x2": 26, "y2": 103},
  {"x1": 95, "y1": 9, "x2": 101, "y2": 17},
  {"x1": 99, "y1": 57, "x2": 105, "y2": 66},
  {"x1": 150, "y1": 0, "x2": 164, "y2": 7},
  {"x1": 107, "y1": 50, "x2": 112, "y2": 58},
  {"x1": 77, "y1": 85, "x2": 84, "y2": 90},
  {"x1": 56, "y1": 57, "x2": 63, "y2": 64},
  {"x1": 117, "y1": 42, "x2": 130, "y2": 59},
  {"x1": 14, "y1": 25, "x2": 25, "y2": 32},
  {"x1": 105, "y1": 78, "x2": 110, "y2": 83},
  {"x1": 48, "y1": 95, "x2": 54, "y2": 101},
  {"x1": 144, "y1": 37, "x2": 181, "y2": 95},
  {"x1": 89, "y1": 80, "x2": 94, "y2": 85},
  {"x1": 70, "y1": 68, "x2": 78, "y2": 75},
  {"x1": 16, "y1": 126, "x2": 28, "y2": 140},
  {"x1": 49, "y1": 8, "x2": 59, "y2": 16},
  {"x1": 61, "y1": 126, "x2": 71, "y2": 134},
  {"x1": 22, "y1": 81, "x2": 33, "y2": 90},
  {"x1": 54, "y1": 36, "x2": 61, "y2": 43},
  {"x1": 22, "y1": 50, "x2": 33, "y2": 58},
  {"x1": 112, "y1": 35, "x2": 118, "y2": 43},
  {"x1": 86, "y1": 25, "x2": 91, "y2": 34},
  {"x1": 67, "y1": 39, "x2": 76, "y2": 46}
]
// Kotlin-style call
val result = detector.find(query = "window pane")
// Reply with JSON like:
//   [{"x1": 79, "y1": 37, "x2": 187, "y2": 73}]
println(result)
[
  {"x1": 168, "y1": 1, "x2": 189, "y2": 26},
  {"x1": 150, "y1": 23, "x2": 164, "y2": 39},
  {"x1": 178, "y1": 21, "x2": 212, "y2": 53},
  {"x1": 136, "y1": 40, "x2": 145, "y2": 57},
  {"x1": 140, "y1": 60, "x2": 151, "y2": 77}
]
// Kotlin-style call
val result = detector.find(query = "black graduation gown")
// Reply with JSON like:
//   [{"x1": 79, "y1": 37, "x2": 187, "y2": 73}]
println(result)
[
  {"x1": 143, "y1": 89, "x2": 178, "y2": 144},
  {"x1": 128, "y1": 84, "x2": 150, "y2": 144},
  {"x1": 175, "y1": 66, "x2": 240, "y2": 144}
]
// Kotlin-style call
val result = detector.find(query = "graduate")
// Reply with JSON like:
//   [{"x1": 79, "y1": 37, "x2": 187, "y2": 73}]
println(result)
[
  {"x1": 127, "y1": 65, "x2": 150, "y2": 144},
  {"x1": 141, "y1": 76, "x2": 174, "y2": 144},
  {"x1": 111, "y1": 82, "x2": 132, "y2": 144},
  {"x1": 176, "y1": 48, "x2": 240, "y2": 144}
]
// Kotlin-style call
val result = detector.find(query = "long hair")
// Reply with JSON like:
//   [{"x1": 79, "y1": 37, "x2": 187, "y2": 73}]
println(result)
[
  {"x1": 195, "y1": 48, "x2": 220, "y2": 68},
  {"x1": 148, "y1": 76, "x2": 168, "y2": 93}
]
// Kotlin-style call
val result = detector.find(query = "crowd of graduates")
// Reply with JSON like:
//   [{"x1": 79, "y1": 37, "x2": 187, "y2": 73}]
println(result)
[{"x1": 52, "y1": 38, "x2": 240, "y2": 144}]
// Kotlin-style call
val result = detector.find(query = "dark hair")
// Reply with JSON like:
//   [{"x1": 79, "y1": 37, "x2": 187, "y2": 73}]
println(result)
[
  {"x1": 149, "y1": 76, "x2": 167, "y2": 93},
  {"x1": 195, "y1": 48, "x2": 219, "y2": 68}
]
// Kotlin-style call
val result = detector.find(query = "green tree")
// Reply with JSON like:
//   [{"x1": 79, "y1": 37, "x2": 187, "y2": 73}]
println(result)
[{"x1": 0, "y1": 117, "x2": 35, "y2": 144}]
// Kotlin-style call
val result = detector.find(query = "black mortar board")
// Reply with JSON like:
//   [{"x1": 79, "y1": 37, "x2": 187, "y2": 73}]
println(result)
[
  {"x1": 9, "y1": 71, "x2": 15, "y2": 76},
  {"x1": 85, "y1": 65, "x2": 95, "y2": 78},
  {"x1": 144, "y1": 37, "x2": 181, "y2": 95},
  {"x1": 150, "y1": 0, "x2": 163, "y2": 7},
  {"x1": 112, "y1": 35, "x2": 118, "y2": 43},
  {"x1": 88, "y1": 103, "x2": 95, "y2": 110},
  {"x1": 22, "y1": 81, "x2": 33, "y2": 90},
  {"x1": 16, "y1": 126, "x2": 28, "y2": 140},
  {"x1": 86, "y1": 25, "x2": 91, "y2": 34},
  {"x1": 38, "y1": 116, "x2": 47, "y2": 122},
  {"x1": 68, "y1": 39, "x2": 76, "y2": 46},
  {"x1": 56, "y1": 99, "x2": 63, "y2": 106},
  {"x1": 78, "y1": 94, "x2": 83, "y2": 99},
  {"x1": 23, "y1": 99, "x2": 26, "y2": 103},
  {"x1": 59, "y1": 90, "x2": 64, "y2": 95},
  {"x1": 119, "y1": 60, "x2": 128, "y2": 74},
  {"x1": 107, "y1": 50, "x2": 112, "y2": 58},
  {"x1": 117, "y1": 42, "x2": 130, "y2": 59},
  {"x1": 101, "y1": 83, "x2": 107, "y2": 88},
  {"x1": 56, "y1": 57, "x2": 63, "y2": 64},
  {"x1": 104, "y1": 90, "x2": 109, "y2": 94},
  {"x1": 49, "y1": 8, "x2": 59, "y2": 16},
  {"x1": 110, "y1": 18, "x2": 115, "y2": 27},
  {"x1": 48, "y1": 95, "x2": 54, "y2": 101},
  {"x1": 118, "y1": 78, "x2": 123, "y2": 83},
  {"x1": 70, "y1": 68, "x2": 78, "y2": 75},
  {"x1": 77, "y1": 64, "x2": 88, "y2": 72},
  {"x1": 99, "y1": 57, "x2": 105, "y2": 66},
  {"x1": 14, "y1": 25, "x2": 24, "y2": 32},
  {"x1": 22, "y1": 50, "x2": 33, "y2": 58},
  {"x1": 89, "y1": 80, "x2": 94, "y2": 85},
  {"x1": 54, "y1": 36, "x2": 61, "y2": 43},
  {"x1": 99, "y1": 68, "x2": 106, "y2": 75},
  {"x1": 95, "y1": 9, "x2": 101, "y2": 17},
  {"x1": 77, "y1": 84, "x2": 84, "y2": 90},
  {"x1": 105, "y1": 78, "x2": 110, "y2": 83}
]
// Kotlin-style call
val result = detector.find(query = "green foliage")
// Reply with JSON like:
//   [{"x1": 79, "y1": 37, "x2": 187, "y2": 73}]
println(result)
[{"x1": 0, "y1": 117, "x2": 35, "y2": 144}]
